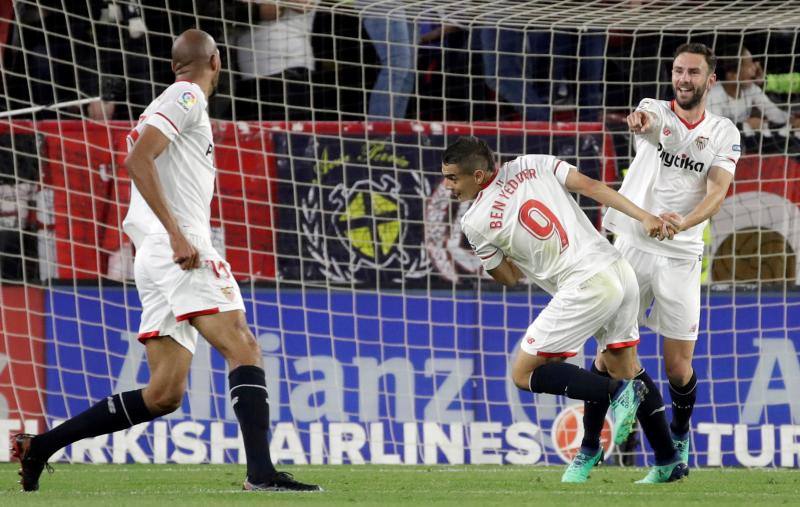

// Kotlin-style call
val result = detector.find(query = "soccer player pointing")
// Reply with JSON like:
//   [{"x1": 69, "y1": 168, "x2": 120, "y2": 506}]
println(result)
[
  {"x1": 443, "y1": 136, "x2": 686, "y2": 483},
  {"x1": 581, "y1": 43, "x2": 741, "y2": 480},
  {"x1": 12, "y1": 29, "x2": 320, "y2": 493}
]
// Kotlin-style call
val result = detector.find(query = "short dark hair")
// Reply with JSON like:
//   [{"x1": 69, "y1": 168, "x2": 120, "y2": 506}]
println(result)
[
  {"x1": 716, "y1": 45, "x2": 748, "y2": 79},
  {"x1": 674, "y1": 42, "x2": 717, "y2": 73},
  {"x1": 442, "y1": 136, "x2": 495, "y2": 175}
]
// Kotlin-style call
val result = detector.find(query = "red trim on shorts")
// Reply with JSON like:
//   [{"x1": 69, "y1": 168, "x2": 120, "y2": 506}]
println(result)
[
  {"x1": 537, "y1": 351, "x2": 578, "y2": 358},
  {"x1": 175, "y1": 307, "x2": 220, "y2": 322},
  {"x1": 606, "y1": 339, "x2": 640, "y2": 350},
  {"x1": 553, "y1": 160, "x2": 563, "y2": 174},
  {"x1": 155, "y1": 112, "x2": 180, "y2": 133},
  {"x1": 479, "y1": 249, "x2": 499, "y2": 260},
  {"x1": 137, "y1": 331, "x2": 161, "y2": 344}
]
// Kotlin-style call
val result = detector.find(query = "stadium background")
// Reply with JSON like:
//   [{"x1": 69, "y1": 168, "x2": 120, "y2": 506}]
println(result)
[{"x1": 0, "y1": 0, "x2": 798, "y2": 470}]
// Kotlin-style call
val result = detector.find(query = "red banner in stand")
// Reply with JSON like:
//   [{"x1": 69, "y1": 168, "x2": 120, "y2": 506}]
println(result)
[
  {"x1": 731, "y1": 154, "x2": 800, "y2": 203},
  {"x1": 0, "y1": 120, "x2": 278, "y2": 280},
  {"x1": 0, "y1": 286, "x2": 45, "y2": 425}
]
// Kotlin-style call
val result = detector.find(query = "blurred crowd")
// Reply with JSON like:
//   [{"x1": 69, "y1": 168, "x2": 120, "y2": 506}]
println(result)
[{"x1": 1, "y1": 0, "x2": 798, "y2": 137}]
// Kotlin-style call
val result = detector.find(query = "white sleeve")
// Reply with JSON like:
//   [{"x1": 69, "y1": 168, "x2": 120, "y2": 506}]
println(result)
[
  {"x1": 711, "y1": 121, "x2": 742, "y2": 175},
  {"x1": 750, "y1": 87, "x2": 791, "y2": 124},
  {"x1": 552, "y1": 158, "x2": 577, "y2": 186},
  {"x1": 462, "y1": 221, "x2": 503, "y2": 271},
  {"x1": 635, "y1": 98, "x2": 665, "y2": 144},
  {"x1": 143, "y1": 83, "x2": 203, "y2": 141}
]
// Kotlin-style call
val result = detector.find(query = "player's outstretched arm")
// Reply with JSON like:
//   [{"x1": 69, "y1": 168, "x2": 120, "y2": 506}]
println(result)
[
  {"x1": 660, "y1": 166, "x2": 734, "y2": 232},
  {"x1": 124, "y1": 126, "x2": 199, "y2": 270},
  {"x1": 564, "y1": 168, "x2": 674, "y2": 240},
  {"x1": 487, "y1": 257, "x2": 524, "y2": 287}
]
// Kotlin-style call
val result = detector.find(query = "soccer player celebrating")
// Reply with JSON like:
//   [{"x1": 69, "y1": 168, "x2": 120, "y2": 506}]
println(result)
[
  {"x1": 579, "y1": 43, "x2": 741, "y2": 482},
  {"x1": 442, "y1": 136, "x2": 687, "y2": 484},
  {"x1": 12, "y1": 29, "x2": 320, "y2": 493}
]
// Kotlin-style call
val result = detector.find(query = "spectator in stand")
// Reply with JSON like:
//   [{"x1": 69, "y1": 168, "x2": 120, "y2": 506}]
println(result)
[
  {"x1": 5, "y1": 1, "x2": 150, "y2": 121},
  {"x1": 232, "y1": 0, "x2": 318, "y2": 121},
  {"x1": 355, "y1": 1, "x2": 416, "y2": 121},
  {"x1": 551, "y1": 29, "x2": 606, "y2": 122},
  {"x1": 0, "y1": 134, "x2": 39, "y2": 281},
  {"x1": 6, "y1": 1, "x2": 85, "y2": 116},
  {"x1": 479, "y1": 28, "x2": 606, "y2": 123},
  {"x1": 416, "y1": 18, "x2": 475, "y2": 122},
  {"x1": 708, "y1": 46, "x2": 800, "y2": 154},
  {"x1": 478, "y1": 27, "x2": 550, "y2": 121},
  {"x1": 86, "y1": 0, "x2": 150, "y2": 121}
]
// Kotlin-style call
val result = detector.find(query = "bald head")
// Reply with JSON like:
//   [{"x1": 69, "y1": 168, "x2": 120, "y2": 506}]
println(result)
[
  {"x1": 171, "y1": 29, "x2": 221, "y2": 97},
  {"x1": 171, "y1": 29, "x2": 217, "y2": 73}
]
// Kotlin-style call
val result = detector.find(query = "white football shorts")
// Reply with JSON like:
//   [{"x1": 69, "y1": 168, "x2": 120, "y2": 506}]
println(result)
[
  {"x1": 134, "y1": 233, "x2": 245, "y2": 354},
  {"x1": 615, "y1": 237, "x2": 701, "y2": 341},
  {"x1": 520, "y1": 257, "x2": 640, "y2": 357}
]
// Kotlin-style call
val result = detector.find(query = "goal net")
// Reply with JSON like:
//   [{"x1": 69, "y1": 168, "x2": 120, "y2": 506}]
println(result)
[{"x1": 0, "y1": 0, "x2": 798, "y2": 468}]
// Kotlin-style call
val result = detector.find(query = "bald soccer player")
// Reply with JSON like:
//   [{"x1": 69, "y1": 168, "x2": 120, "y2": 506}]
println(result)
[{"x1": 11, "y1": 29, "x2": 320, "y2": 493}]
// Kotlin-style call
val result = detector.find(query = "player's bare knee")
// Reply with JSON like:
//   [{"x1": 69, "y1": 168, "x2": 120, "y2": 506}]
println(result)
[
  {"x1": 666, "y1": 361, "x2": 693, "y2": 386},
  {"x1": 242, "y1": 328, "x2": 261, "y2": 360},
  {"x1": 511, "y1": 362, "x2": 541, "y2": 391},
  {"x1": 511, "y1": 369, "x2": 532, "y2": 391},
  {"x1": 153, "y1": 394, "x2": 183, "y2": 415},
  {"x1": 143, "y1": 385, "x2": 185, "y2": 416},
  {"x1": 232, "y1": 323, "x2": 260, "y2": 361},
  {"x1": 602, "y1": 346, "x2": 639, "y2": 379},
  {"x1": 219, "y1": 326, "x2": 261, "y2": 368},
  {"x1": 604, "y1": 361, "x2": 638, "y2": 380}
]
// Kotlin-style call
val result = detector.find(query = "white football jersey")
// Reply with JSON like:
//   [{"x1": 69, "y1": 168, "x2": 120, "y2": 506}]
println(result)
[
  {"x1": 603, "y1": 99, "x2": 741, "y2": 259},
  {"x1": 123, "y1": 81, "x2": 216, "y2": 249},
  {"x1": 462, "y1": 155, "x2": 620, "y2": 295}
]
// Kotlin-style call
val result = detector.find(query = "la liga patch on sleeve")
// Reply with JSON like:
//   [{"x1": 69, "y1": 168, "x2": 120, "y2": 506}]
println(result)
[{"x1": 176, "y1": 91, "x2": 197, "y2": 112}]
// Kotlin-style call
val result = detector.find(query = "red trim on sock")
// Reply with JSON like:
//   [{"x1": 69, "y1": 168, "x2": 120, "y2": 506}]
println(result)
[
  {"x1": 176, "y1": 307, "x2": 220, "y2": 322},
  {"x1": 606, "y1": 339, "x2": 640, "y2": 350}
]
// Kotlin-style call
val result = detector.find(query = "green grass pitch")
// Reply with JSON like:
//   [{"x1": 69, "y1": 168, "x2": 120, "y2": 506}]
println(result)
[{"x1": 1, "y1": 464, "x2": 798, "y2": 506}]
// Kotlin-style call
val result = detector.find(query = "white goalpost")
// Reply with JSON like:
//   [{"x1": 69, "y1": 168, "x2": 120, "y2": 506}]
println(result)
[{"x1": 0, "y1": 0, "x2": 798, "y2": 469}]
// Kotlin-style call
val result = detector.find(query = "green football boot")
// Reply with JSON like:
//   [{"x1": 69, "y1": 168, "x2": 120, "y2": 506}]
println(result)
[
  {"x1": 672, "y1": 432, "x2": 690, "y2": 466},
  {"x1": 609, "y1": 379, "x2": 647, "y2": 445},
  {"x1": 636, "y1": 461, "x2": 689, "y2": 484},
  {"x1": 561, "y1": 447, "x2": 603, "y2": 483}
]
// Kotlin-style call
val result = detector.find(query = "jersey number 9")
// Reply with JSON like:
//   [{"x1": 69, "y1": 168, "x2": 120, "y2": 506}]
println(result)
[{"x1": 518, "y1": 199, "x2": 569, "y2": 253}]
